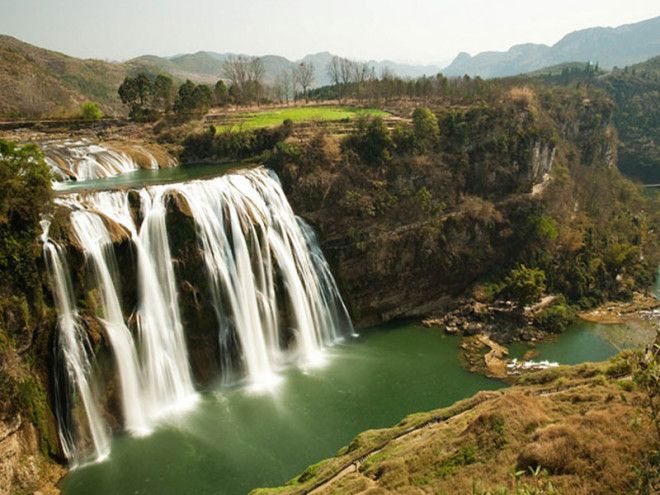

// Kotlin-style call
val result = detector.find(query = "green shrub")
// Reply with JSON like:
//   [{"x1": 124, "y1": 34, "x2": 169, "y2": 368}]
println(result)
[
  {"x1": 81, "y1": 101, "x2": 102, "y2": 120},
  {"x1": 180, "y1": 121, "x2": 293, "y2": 163},
  {"x1": 501, "y1": 265, "x2": 547, "y2": 307},
  {"x1": 436, "y1": 444, "x2": 478, "y2": 477},
  {"x1": 392, "y1": 123, "x2": 415, "y2": 154},
  {"x1": 412, "y1": 107, "x2": 440, "y2": 152},
  {"x1": 19, "y1": 377, "x2": 57, "y2": 455},
  {"x1": 0, "y1": 140, "x2": 52, "y2": 293},
  {"x1": 342, "y1": 116, "x2": 394, "y2": 166},
  {"x1": 532, "y1": 215, "x2": 558, "y2": 241},
  {"x1": 262, "y1": 141, "x2": 302, "y2": 169},
  {"x1": 533, "y1": 296, "x2": 574, "y2": 333}
]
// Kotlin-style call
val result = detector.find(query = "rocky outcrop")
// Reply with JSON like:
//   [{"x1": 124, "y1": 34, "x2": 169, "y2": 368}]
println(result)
[
  {"x1": 0, "y1": 415, "x2": 64, "y2": 495},
  {"x1": 422, "y1": 299, "x2": 526, "y2": 340}
]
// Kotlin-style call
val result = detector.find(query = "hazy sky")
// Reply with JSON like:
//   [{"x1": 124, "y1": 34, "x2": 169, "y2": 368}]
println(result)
[{"x1": 0, "y1": 0, "x2": 658, "y2": 64}]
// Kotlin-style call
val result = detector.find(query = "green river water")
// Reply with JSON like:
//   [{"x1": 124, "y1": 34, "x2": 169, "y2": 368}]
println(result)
[
  {"x1": 61, "y1": 320, "x2": 638, "y2": 495},
  {"x1": 54, "y1": 162, "x2": 243, "y2": 193}
]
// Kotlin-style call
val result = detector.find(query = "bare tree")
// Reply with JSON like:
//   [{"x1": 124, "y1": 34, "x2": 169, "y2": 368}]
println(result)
[
  {"x1": 248, "y1": 57, "x2": 265, "y2": 105},
  {"x1": 221, "y1": 55, "x2": 265, "y2": 105},
  {"x1": 327, "y1": 56, "x2": 341, "y2": 87},
  {"x1": 339, "y1": 57, "x2": 355, "y2": 86},
  {"x1": 295, "y1": 62, "x2": 315, "y2": 102},
  {"x1": 274, "y1": 69, "x2": 293, "y2": 104},
  {"x1": 221, "y1": 55, "x2": 248, "y2": 91},
  {"x1": 327, "y1": 56, "x2": 357, "y2": 102},
  {"x1": 353, "y1": 63, "x2": 370, "y2": 84}
]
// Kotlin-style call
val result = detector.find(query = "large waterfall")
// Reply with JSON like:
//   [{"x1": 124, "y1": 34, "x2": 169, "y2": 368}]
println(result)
[{"x1": 44, "y1": 167, "x2": 352, "y2": 465}]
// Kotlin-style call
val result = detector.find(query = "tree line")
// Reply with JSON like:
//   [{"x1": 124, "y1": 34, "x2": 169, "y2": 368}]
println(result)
[
  {"x1": 118, "y1": 57, "x2": 318, "y2": 119},
  {"x1": 313, "y1": 56, "x2": 504, "y2": 104},
  {"x1": 118, "y1": 53, "x2": 515, "y2": 120},
  {"x1": 118, "y1": 73, "x2": 213, "y2": 120}
]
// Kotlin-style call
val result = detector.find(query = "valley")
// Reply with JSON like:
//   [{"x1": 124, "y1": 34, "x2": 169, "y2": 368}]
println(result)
[{"x1": 0, "y1": 8, "x2": 658, "y2": 495}]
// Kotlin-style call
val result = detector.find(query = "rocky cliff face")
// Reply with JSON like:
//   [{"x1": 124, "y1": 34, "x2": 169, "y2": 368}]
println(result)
[
  {"x1": 0, "y1": 414, "x2": 64, "y2": 495},
  {"x1": 272, "y1": 88, "x2": 650, "y2": 328}
]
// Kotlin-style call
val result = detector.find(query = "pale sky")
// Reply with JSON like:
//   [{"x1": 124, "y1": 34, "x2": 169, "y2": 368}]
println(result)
[{"x1": 0, "y1": 0, "x2": 658, "y2": 65}]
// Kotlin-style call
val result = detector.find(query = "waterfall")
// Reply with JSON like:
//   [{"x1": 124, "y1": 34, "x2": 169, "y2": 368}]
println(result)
[
  {"x1": 69, "y1": 211, "x2": 151, "y2": 435},
  {"x1": 47, "y1": 166, "x2": 352, "y2": 462},
  {"x1": 174, "y1": 169, "x2": 350, "y2": 385},
  {"x1": 40, "y1": 220, "x2": 110, "y2": 466},
  {"x1": 42, "y1": 139, "x2": 175, "y2": 183},
  {"x1": 79, "y1": 190, "x2": 197, "y2": 417}
]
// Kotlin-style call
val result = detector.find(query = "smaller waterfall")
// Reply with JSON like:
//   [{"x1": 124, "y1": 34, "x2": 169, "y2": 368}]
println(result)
[
  {"x1": 69, "y1": 211, "x2": 151, "y2": 435},
  {"x1": 42, "y1": 139, "x2": 175, "y2": 183},
  {"x1": 298, "y1": 220, "x2": 355, "y2": 340},
  {"x1": 40, "y1": 220, "x2": 110, "y2": 466},
  {"x1": 79, "y1": 190, "x2": 198, "y2": 417}
]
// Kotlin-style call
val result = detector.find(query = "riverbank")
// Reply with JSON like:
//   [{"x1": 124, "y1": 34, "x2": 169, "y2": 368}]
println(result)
[
  {"x1": 578, "y1": 292, "x2": 660, "y2": 324},
  {"x1": 252, "y1": 348, "x2": 658, "y2": 494}
]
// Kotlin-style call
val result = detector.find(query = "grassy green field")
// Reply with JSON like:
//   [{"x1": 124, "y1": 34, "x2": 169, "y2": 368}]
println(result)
[{"x1": 214, "y1": 106, "x2": 390, "y2": 132}]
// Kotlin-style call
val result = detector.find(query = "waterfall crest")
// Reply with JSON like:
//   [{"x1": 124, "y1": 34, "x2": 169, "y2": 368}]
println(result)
[
  {"x1": 47, "y1": 166, "x2": 352, "y2": 464},
  {"x1": 43, "y1": 139, "x2": 176, "y2": 182}
]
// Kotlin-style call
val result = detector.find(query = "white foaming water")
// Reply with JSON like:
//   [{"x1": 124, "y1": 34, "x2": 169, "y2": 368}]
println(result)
[
  {"x1": 174, "y1": 169, "x2": 350, "y2": 383},
  {"x1": 79, "y1": 190, "x2": 198, "y2": 418},
  {"x1": 69, "y1": 211, "x2": 151, "y2": 435},
  {"x1": 48, "y1": 166, "x2": 352, "y2": 463},
  {"x1": 40, "y1": 220, "x2": 110, "y2": 466},
  {"x1": 42, "y1": 139, "x2": 173, "y2": 183}
]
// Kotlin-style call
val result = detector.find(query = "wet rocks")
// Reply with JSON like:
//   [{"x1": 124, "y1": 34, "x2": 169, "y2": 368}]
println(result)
[{"x1": 422, "y1": 299, "x2": 532, "y2": 342}]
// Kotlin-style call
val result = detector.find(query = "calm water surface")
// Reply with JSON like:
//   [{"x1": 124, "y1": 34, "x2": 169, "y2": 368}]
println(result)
[
  {"x1": 61, "y1": 320, "x2": 629, "y2": 495},
  {"x1": 54, "y1": 162, "x2": 244, "y2": 193}
]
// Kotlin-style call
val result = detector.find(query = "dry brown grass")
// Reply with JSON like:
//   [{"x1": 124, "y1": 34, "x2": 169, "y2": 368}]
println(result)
[
  {"x1": 252, "y1": 357, "x2": 657, "y2": 495},
  {"x1": 507, "y1": 86, "x2": 540, "y2": 116},
  {"x1": 517, "y1": 403, "x2": 650, "y2": 493}
]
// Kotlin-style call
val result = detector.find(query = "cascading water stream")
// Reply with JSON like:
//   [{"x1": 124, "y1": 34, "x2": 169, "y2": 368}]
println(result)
[
  {"x1": 69, "y1": 211, "x2": 151, "y2": 435},
  {"x1": 47, "y1": 166, "x2": 353, "y2": 462},
  {"x1": 42, "y1": 139, "x2": 176, "y2": 183},
  {"x1": 40, "y1": 221, "x2": 111, "y2": 466},
  {"x1": 79, "y1": 189, "x2": 197, "y2": 416}
]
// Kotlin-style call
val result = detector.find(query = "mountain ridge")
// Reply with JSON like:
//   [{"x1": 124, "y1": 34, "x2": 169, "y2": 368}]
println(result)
[
  {"x1": 1, "y1": 14, "x2": 659, "y2": 117},
  {"x1": 443, "y1": 15, "x2": 660, "y2": 77}
]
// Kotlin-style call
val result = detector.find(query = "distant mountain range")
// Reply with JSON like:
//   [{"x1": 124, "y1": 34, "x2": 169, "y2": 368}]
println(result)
[
  {"x1": 130, "y1": 50, "x2": 444, "y2": 87},
  {"x1": 131, "y1": 15, "x2": 660, "y2": 84},
  {"x1": 443, "y1": 15, "x2": 660, "y2": 78},
  {"x1": 0, "y1": 15, "x2": 659, "y2": 118}
]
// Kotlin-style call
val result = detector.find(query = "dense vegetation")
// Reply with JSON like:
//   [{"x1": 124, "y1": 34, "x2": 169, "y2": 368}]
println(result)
[
  {"x1": 601, "y1": 57, "x2": 660, "y2": 183},
  {"x1": 118, "y1": 73, "x2": 213, "y2": 120},
  {"x1": 302, "y1": 56, "x2": 658, "y2": 186},
  {"x1": 0, "y1": 140, "x2": 59, "y2": 462},
  {"x1": 180, "y1": 120, "x2": 294, "y2": 163},
  {"x1": 526, "y1": 57, "x2": 660, "y2": 184},
  {"x1": 265, "y1": 81, "x2": 659, "y2": 327}
]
